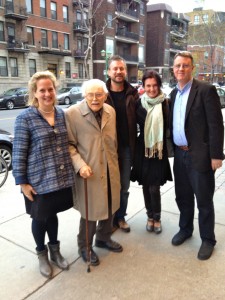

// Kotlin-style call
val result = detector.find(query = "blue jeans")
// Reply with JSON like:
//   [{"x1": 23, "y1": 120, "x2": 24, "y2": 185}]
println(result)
[{"x1": 115, "y1": 146, "x2": 132, "y2": 221}]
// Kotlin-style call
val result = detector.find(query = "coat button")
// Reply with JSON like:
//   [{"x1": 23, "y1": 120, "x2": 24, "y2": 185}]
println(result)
[{"x1": 60, "y1": 165, "x2": 64, "y2": 170}]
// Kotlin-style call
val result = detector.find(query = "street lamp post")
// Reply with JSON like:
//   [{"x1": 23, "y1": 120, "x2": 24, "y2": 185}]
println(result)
[{"x1": 100, "y1": 50, "x2": 112, "y2": 82}]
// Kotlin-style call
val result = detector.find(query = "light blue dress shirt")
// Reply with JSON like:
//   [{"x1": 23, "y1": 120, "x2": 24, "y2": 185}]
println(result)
[{"x1": 173, "y1": 80, "x2": 193, "y2": 146}]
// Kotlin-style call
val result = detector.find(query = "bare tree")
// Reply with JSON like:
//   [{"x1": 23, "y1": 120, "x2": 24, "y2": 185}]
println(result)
[
  {"x1": 188, "y1": 8, "x2": 225, "y2": 82},
  {"x1": 75, "y1": 0, "x2": 139, "y2": 79}
]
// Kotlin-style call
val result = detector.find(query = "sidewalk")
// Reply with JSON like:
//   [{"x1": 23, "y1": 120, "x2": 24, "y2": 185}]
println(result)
[{"x1": 0, "y1": 160, "x2": 225, "y2": 300}]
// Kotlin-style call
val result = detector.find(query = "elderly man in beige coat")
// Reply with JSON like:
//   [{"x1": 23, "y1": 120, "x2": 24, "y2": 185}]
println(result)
[{"x1": 65, "y1": 79, "x2": 122, "y2": 266}]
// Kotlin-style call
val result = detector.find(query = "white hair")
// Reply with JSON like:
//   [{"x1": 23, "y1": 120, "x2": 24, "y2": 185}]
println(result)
[{"x1": 81, "y1": 79, "x2": 108, "y2": 96}]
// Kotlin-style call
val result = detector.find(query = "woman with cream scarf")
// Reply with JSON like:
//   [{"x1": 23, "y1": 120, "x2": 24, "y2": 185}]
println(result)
[{"x1": 131, "y1": 70, "x2": 172, "y2": 233}]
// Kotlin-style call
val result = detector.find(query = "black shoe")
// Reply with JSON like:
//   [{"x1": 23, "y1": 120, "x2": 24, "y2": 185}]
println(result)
[
  {"x1": 95, "y1": 239, "x2": 123, "y2": 252},
  {"x1": 198, "y1": 241, "x2": 214, "y2": 260},
  {"x1": 172, "y1": 231, "x2": 192, "y2": 246},
  {"x1": 78, "y1": 248, "x2": 100, "y2": 266}
]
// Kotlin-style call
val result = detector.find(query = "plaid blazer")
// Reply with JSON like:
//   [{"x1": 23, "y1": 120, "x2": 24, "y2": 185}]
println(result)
[{"x1": 13, "y1": 106, "x2": 74, "y2": 194}]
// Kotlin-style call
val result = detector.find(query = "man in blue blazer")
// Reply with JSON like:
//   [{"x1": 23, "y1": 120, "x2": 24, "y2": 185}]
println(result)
[{"x1": 169, "y1": 51, "x2": 224, "y2": 260}]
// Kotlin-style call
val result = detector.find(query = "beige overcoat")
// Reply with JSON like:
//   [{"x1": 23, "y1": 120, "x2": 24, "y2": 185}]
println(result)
[{"x1": 65, "y1": 100, "x2": 120, "y2": 221}]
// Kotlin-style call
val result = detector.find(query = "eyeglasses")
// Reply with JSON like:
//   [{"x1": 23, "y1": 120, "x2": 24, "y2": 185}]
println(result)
[
  {"x1": 85, "y1": 93, "x2": 105, "y2": 100},
  {"x1": 173, "y1": 64, "x2": 192, "y2": 70}
]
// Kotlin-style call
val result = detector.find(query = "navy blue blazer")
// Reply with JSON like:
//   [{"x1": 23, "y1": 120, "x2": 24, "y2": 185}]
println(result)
[{"x1": 170, "y1": 79, "x2": 224, "y2": 172}]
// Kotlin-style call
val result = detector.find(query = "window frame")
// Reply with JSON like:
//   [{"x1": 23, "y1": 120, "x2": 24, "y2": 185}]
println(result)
[
  {"x1": 40, "y1": 0, "x2": 46, "y2": 17},
  {"x1": 0, "y1": 57, "x2": 8, "y2": 77},
  {"x1": 9, "y1": 57, "x2": 18, "y2": 77},
  {"x1": 51, "y1": 1, "x2": 57, "y2": 20},
  {"x1": 41, "y1": 29, "x2": 48, "y2": 47},
  {"x1": 52, "y1": 31, "x2": 58, "y2": 49},
  {"x1": 63, "y1": 5, "x2": 69, "y2": 22},
  {"x1": 29, "y1": 59, "x2": 36, "y2": 77}
]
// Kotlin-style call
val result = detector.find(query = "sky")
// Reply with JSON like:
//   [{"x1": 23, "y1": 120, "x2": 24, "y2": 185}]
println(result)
[{"x1": 147, "y1": 0, "x2": 225, "y2": 13}]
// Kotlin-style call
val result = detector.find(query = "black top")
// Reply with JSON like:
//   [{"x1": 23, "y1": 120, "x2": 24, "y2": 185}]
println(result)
[
  {"x1": 110, "y1": 90, "x2": 129, "y2": 147},
  {"x1": 131, "y1": 99, "x2": 172, "y2": 186}
]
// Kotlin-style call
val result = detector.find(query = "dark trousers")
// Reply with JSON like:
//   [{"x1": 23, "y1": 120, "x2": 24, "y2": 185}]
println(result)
[
  {"x1": 77, "y1": 215, "x2": 114, "y2": 250},
  {"x1": 77, "y1": 169, "x2": 113, "y2": 250},
  {"x1": 115, "y1": 146, "x2": 132, "y2": 221},
  {"x1": 174, "y1": 147, "x2": 216, "y2": 245},
  {"x1": 142, "y1": 185, "x2": 161, "y2": 221}
]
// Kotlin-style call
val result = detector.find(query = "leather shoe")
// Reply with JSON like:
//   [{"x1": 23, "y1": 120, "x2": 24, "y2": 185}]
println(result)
[
  {"x1": 172, "y1": 231, "x2": 192, "y2": 246},
  {"x1": 198, "y1": 241, "x2": 214, "y2": 260},
  {"x1": 95, "y1": 239, "x2": 123, "y2": 252},
  {"x1": 78, "y1": 248, "x2": 100, "y2": 266}
]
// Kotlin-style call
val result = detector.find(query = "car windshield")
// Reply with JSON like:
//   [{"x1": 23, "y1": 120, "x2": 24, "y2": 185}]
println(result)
[
  {"x1": 58, "y1": 88, "x2": 71, "y2": 94},
  {"x1": 4, "y1": 88, "x2": 20, "y2": 96}
]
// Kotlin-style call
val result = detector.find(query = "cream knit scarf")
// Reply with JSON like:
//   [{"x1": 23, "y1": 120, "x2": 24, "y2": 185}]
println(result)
[{"x1": 141, "y1": 91, "x2": 165, "y2": 159}]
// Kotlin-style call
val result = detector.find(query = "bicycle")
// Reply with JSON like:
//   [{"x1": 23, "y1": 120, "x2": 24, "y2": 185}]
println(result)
[{"x1": 0, "y1": 156, "x2": 8, "y2": 188}]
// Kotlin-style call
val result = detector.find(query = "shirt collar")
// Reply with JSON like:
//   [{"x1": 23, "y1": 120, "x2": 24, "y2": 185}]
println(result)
[{"x1": 176, "y1": 79, "x2": 193, "y2": 93}]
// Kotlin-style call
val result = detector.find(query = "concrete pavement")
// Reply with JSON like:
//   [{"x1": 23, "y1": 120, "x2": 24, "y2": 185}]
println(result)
[{"x1": 0, "y1": 159, "x2": 225, "y2": 300}]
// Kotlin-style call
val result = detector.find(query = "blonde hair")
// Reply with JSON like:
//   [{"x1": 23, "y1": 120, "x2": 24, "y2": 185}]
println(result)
[{"x1": 28, "y1": 71, "x2": 58, "y2": 107}]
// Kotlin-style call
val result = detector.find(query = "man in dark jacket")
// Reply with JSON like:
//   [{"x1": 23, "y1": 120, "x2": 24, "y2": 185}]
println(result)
[
  {"x1": 170, "y1": 51, "x2": 224, "y2": 260},
  {"x1": 106, "y1": 55, "x2": 139, "y2": 232}
]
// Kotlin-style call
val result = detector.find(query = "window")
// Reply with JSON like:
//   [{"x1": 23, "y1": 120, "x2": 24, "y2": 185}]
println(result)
[
  {"x1": 51, "y1": 2, "x2": 57, "y2": 20},
  {"x1": 194, "y1": 15, "x2": 200, "y2": 24},
  {"x1": 63, "y1": 5, "x2": 68, "y2": 22},
  {"x1": 204, "y1": 51, "x2": 209, "y2": 59},
  {"x1": 138, "y1": 45, "x2": 144, "y2": 63},
  {"x1": 41, "y1": 29, "x2": 48, "y2": 47},
  {"x1": 64, "y1": 34, "x2": 69, "y2": 50},
  {"x1": 65, "y1": 62, "x2": 71, "y2": 78},
  {"x1": 203, "y1": 14, "x2": 208, "y2": 23},
  {"x1": 7, "y1": 24, "x2": 15, "y2": 42},
  {"x1": 77, "y1": 37, "x2": 82, "y2": 50},
  {"x1": 40, "y1": 0, "x2": 46, "y2": 17},
  {"x1": 27, "y1": 27, "x2": 34, "y2": 45},
  {"x1": 52, "y1": 31, "x2": 58, "y2": 48},
  {"x1": 166, "y1": 14, "x2": 171, "y2": 26},
  {"x1": 9, "y1": 58, "x2": 18, "y2": 77},
  {"x1": 140, "y1": 24, "x2": 144, "y2": 37},
  {"x1": 0, "y1": 22, "x2": 4, "y2": 41},
  {"x1": 78, "y1": 63, "x2": 84, "y2": 78},
  {"x1": 164, "y1": 50, "x2": 169, "y2": 65},
  {"x1": 29, "y1": 59, "x2": 36, "y2": 76},
  {"x1": 106, "y1": 38, "x2": 114, "y2": 55},
  {"x1": 107, "y1": 14, "x2": 113, "y2": 28},
  {"x1": 0, "y1": 57, "x2": 8, "y2": 76},
  {"x1": 83, "y1": 37, "x2": 88, "y2": 52},
  {"x1": 26, "y1": 0, "x2": 32, "y2": 13},
  {"x1": 166, "y1": 32, "x2": 170, "y2": 44},
  {"x1": 140, "y1": 2, "x2": 145, "y2": 15},
  {"x1": 77, "y1": 11, "x2": 82, "y2": 22}
]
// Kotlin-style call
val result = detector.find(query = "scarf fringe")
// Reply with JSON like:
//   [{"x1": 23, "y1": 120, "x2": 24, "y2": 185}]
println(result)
[{"x1": 145, "y1": 142, "x2": 163, "y2": 160}]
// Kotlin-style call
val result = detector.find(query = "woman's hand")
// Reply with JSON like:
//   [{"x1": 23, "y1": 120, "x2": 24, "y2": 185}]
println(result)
[
  {"x1": 20, "y1": 184, "x2": 37, "y2": 201},
  {"x1": 79, "y1": 165, "x2": 93, "y2": 178}
]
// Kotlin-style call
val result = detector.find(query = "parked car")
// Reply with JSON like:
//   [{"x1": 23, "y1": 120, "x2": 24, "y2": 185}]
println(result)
[
  {"x1": 0, "y1": 129, "x2": 13, "y2": 169},
  {"x1": 138, "y1": 85, "x2": 145, "y2": 96},
  {"x1": 57, "y1": 86, "x2": 82, "y2": 105},
  {"x1": 0, "y1": 87, "x2": 28, "y2": 110},
  {"x1": 216, "y1": 87, "x2": 225, "y2": 108},
  {"x1": 162, "y1": 84, "x2": 173, "y2": 98}
]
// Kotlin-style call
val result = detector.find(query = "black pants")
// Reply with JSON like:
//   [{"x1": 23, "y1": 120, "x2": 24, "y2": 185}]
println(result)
[
  {"x1": 174, "y1": 147, "x2": 216, "y2": 245},
  {"x1": 142, "y1": 185, "x2": 161, "y2": 221}
]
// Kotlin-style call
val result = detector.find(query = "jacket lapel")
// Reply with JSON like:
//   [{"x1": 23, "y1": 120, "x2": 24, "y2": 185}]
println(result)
[
  {"x1": 185, "y1": 79, "x2": 198, "y2": 121},
  {"x1": 79, "y1": 101, "x2": 100, "y2": 130}
]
